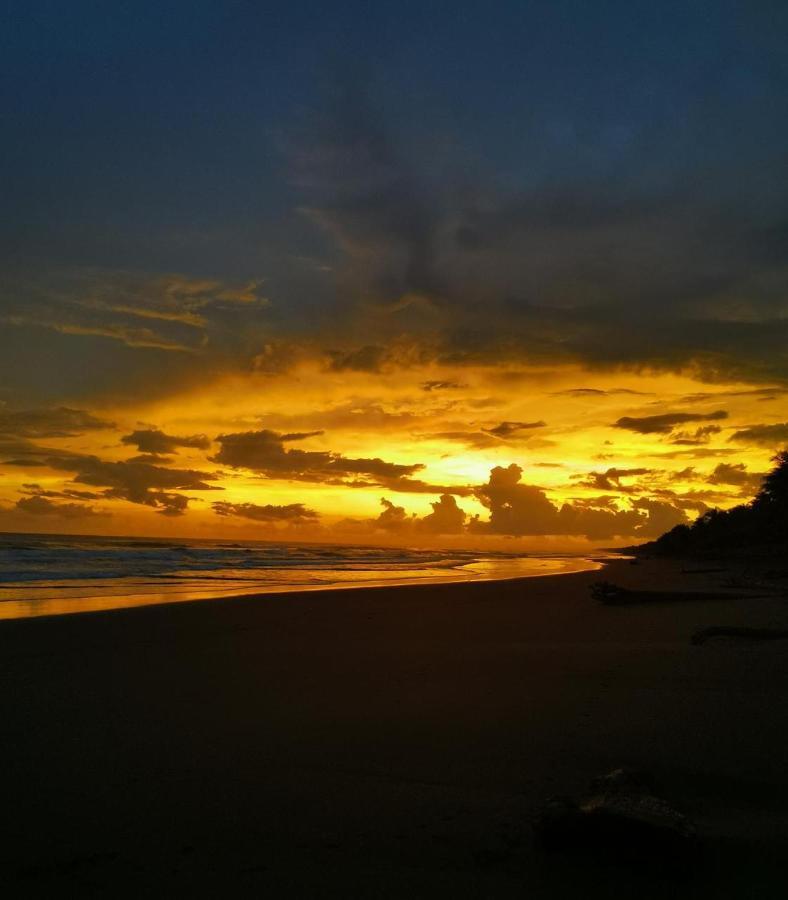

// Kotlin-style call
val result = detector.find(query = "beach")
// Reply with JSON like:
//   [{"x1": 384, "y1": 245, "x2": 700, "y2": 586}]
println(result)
[{"x1": 1, "y1": 556, "x2": 787, "y2": 897}]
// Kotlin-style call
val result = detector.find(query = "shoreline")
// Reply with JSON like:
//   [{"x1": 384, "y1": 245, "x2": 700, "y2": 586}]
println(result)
[{"x1": 0, "y1": 554, "x2": 606, "y2": 621}]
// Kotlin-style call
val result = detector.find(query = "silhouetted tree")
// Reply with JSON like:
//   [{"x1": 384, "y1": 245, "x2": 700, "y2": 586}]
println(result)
[
  {"x1": 646, "y1": 450, "x2": 788, "y2": 555},
  {"x1": 753, "y1": 450, "x2": 788, "y2": 512}
]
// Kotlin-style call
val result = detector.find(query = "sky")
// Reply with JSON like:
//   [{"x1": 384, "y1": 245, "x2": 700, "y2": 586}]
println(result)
[{"x1": 2, "y1": 0, "x2": 788, "y2": 547}]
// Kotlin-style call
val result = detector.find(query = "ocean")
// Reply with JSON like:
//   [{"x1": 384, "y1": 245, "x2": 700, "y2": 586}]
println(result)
[{"x1": 0, "y1": 532, "x2": 602, "y2": 619}]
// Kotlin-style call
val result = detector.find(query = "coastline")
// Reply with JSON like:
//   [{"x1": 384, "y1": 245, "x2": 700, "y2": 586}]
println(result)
[
  {"x1": 2, "y1": 556, "x2": 787, "y2": 896},
  {"x1": 0, "y1": 553, "x2": 605, "y2": 621}
]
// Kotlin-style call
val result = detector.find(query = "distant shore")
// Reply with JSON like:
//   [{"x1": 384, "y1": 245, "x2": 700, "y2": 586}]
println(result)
[{"x1": 2, "y1": 556, "x2": 787, "y2": 896}]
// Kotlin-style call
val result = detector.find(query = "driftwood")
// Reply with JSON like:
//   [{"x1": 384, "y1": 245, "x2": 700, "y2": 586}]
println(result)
[
  {"x1": 590, "y1": 581, "x2": 731, "y2": 606},
  {"x1": 691, "y1": 626, "x2": 788, "y2": 645}
]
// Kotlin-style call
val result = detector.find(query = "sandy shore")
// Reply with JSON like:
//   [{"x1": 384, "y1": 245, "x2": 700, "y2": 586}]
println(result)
[{"x1": 1, "y1": 556, "x2": 787, "y2": 897}]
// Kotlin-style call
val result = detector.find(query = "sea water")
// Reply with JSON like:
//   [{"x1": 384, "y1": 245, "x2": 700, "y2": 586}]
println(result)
[{"x1": 0, "y1": 532, "x2": 602, "y2": 619}]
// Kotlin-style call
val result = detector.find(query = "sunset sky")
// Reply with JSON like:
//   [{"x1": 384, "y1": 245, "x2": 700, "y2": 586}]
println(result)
[{"x1": 2, "y1": 1, "x2": 788, "y2": 548}]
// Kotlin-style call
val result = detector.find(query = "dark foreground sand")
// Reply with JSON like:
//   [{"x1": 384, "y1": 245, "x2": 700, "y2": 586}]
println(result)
[{"x1": 1, "y1": 557, "x2": 788, "y2": 897}]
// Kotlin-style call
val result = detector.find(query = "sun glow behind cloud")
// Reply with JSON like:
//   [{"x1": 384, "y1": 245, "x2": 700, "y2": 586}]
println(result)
[{"x1": 2, "y1": 353, "x2": 782, "y2": 549}]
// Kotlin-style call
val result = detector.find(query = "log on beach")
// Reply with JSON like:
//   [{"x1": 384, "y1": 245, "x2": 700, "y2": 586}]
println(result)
[{"x1": 590, "y1": 581, "x2": 735, "y2": 606}]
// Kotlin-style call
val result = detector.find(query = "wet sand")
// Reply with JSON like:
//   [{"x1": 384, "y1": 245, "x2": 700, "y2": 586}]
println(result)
[{"x1": 1, "y1": 557, "x2": 787, "y2": 897}]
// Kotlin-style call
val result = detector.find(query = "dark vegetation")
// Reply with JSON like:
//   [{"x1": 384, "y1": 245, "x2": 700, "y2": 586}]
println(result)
[{"x1": 642, "y1": 451, "x2": 788, "y2": 557}]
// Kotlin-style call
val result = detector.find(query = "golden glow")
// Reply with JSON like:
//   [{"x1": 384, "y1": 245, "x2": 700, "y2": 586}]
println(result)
[{"x1": 1, "y1": 357, "x2": 781, "y2": 548}]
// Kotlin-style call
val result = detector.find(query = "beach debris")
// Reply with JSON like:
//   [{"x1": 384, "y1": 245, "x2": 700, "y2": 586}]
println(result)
[
  {"x1": 534, "y1": 768, "x2": 698, "y2": 865},
  {"x1": 590, "y1": 581, "x2": 730, "y2": 606},
  {"x1": 691, "y1": 626, "x2": 788, "y2": 645}
]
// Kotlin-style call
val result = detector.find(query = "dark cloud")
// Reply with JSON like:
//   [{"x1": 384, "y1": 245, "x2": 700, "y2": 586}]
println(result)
[
  {"x1": 67, "y1": 459, "x2": 220, "y2": 515},
  {"x1": 0, "y1": 406, "x2": 114, "y2": 438},
  {"x1": 629, "y1": 498, "x2": 690, "y2": 539},
  {"x1": 1, "y1": 272, "x2": 269, "y2": 359},
  {"x1": 15, "y1": 494, "x2": 107, "y2": 519},
  {"x1": 368, "y1": 493, "x2": 467, "y2": 534},
  {"x1": 614, "y1": 410, "x2": 728, "y2": 435},
  {"x1": 418, "y1": 430, "x2": 503, "y2": 450},
  {"x1": 650, "y1": 447, "x2": 739, "y2": 459},
  {"x1": 473, "y1": 464, "x2": 562, "y2": 536},
  {"x1": 20, "y1": 483, "x2": 102, "y2": 501},
  {"x1": 3, "y1": 439, "x2": 221, "y2": 516},
  {"x1": 0, "y1": 437, "x2": 99, "y2": 467},
  {"x1": 707, "y1": 463, "x2": 765, "y2": 490},
  {"x1": 728, "y1": 423, "x2": 788, "y2": 446},
  {"x1": 574, "y1": 467, "x2": 651, "y2": 492},
  {"x1": 375, "y1": 498, "x2": 415, "y2": 532},
  {"x1": 419, "y1": 493, "x2": 466, "y2": 534},
  {"x1": 293, "y1": 76, "x2": 442, "y2": 308},
  {"x1": 212, "y1": 501, "x2": 318, "y2": 523},
  {"x1": 483, "y1": 420, "x2": 546, "y2": 438},
  {"x1": 121, "y1": 428, "x2": 210, "y2": 455},
  {"x1": 291, "y1": 72, "x2": 788, "y2": 386},
  {"x1": 279, "y1": 430, "x2": 325, "y2": 442},
  {"x1": 679, "y1": 388, "x2": 788, "y2": 404},
  {"x1": 3, "y1": 316, "x2": 197, "y2": 353},
  {"x1": 472, "y1": 463, "x2": 686, "y2": 539},
  {"x1": 420, "y1": 380, "x2": 466, "y2": 392},
  {"x1": 211, "y1": 429, "x2": 422, "y2": 484},
  {"x1": 376, "y1": 477, "x2": 473, "y2": 497},
  {"x1": 327, "y1": 345, "x2": 388, "y2": 373},
  {"x1": 670, "y1": 424, "x2": 722, "y2": 445},
  {"x1": 552, "y1": 388, "x2": 649, "y2": 397},
  {"x1": 212, "y1": 428, "x2": 472, "y2": 495}
]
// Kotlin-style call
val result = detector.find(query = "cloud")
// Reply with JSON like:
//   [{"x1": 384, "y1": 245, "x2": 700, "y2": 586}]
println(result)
[
  {"x1": 419, "y1": 493, "x2": 466, "y2": 533},
  {"x1": 78, "y1": 275, "x2": 268, "y2": 326},
  {"x1": 483, "y1": 420, "x2": 546, "y2": 438},
  {"x1": 282, "y1": 62, "x2": 788, "y2": 389},
  {"x1": 421, "y1": 380, "x2": 466, "y2": 392},
  {"x1": 374, "y1": 476, "x2": 473, "y2": 496},
  {"x1": 552, "y1": 388, "x2": 649, "y2": 397},
  {"x1": 327, "y1": 345, "x2": 389, "y2": 373},
  {"x1": 375, "y1": 497, "x2": 415, "y2": 532},
  {"x1": 707, "y1": 463, "x2": 765, "y2": 490},
  {"x1": 679, "y1": 388, "x2": 788, "y2": 404},
  {"x1": 472, "y1": 463, "x2": 687, "y2": 539},
  {"x1": 649, "y1": 447, "x2": 739, "y2": 459},
  {"x1": 628, "y1": 498, "x2": 690, "y2": 538},
  {"x1": 473, "y1": 464, "x2": 562, "y2": 536},
  {"x1": 292, "y1": 74, "x2": 443, "y2": 307},
  {"x1": 3, "y1": 316, "x2": 198, "y2": 353},
  {"x1": 0, "y1": 406, "x2": 114, "y2": 438},
  {"x1": 417, "y1": 430, "x2": 503, "y2": 450},
  {"x1": 3, "y1": 441, "x2": 222, "y2": 516},
  {"x1": 728, "y1": 423, "x2": 788, "y2": 446},
  {"x1": 574, "y1": 467, "x2": 652, "y2": 492},
  {"x1": 66, "y1": 459, "x2": 220, "y2": 514},
  {"x1": 19, "y1": 483, "x2": 102, "y2": 501},
  {"x1": 670, "y1": 424, "x2": 722, "y2": 445},
  {"x1": 211, "y1": 428, "x2": 422, "y2": 485},
  {"x1": 3, "y1": 271, "x2": 270, "y2": 359},
  {"x1": 15, "y1": 494, "x2": 108, "y2": 519},
  {"x1": 614, "y1": 410, "x2": 728, "y2": 434},
  {"x1": 366, "y1": 493, "x2": 467, "y2": 534},
  {"x1": 121, "y1": 428, "x2": 211, "y2": 455},
  {"x1": 212, "y1": 501, "x2": 318, "y2": 523}
]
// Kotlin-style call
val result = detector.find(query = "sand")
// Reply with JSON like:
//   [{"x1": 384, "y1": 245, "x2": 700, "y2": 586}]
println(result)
[{"x1": 1, "y1": 556, "x2": 787, "y2": 897}]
